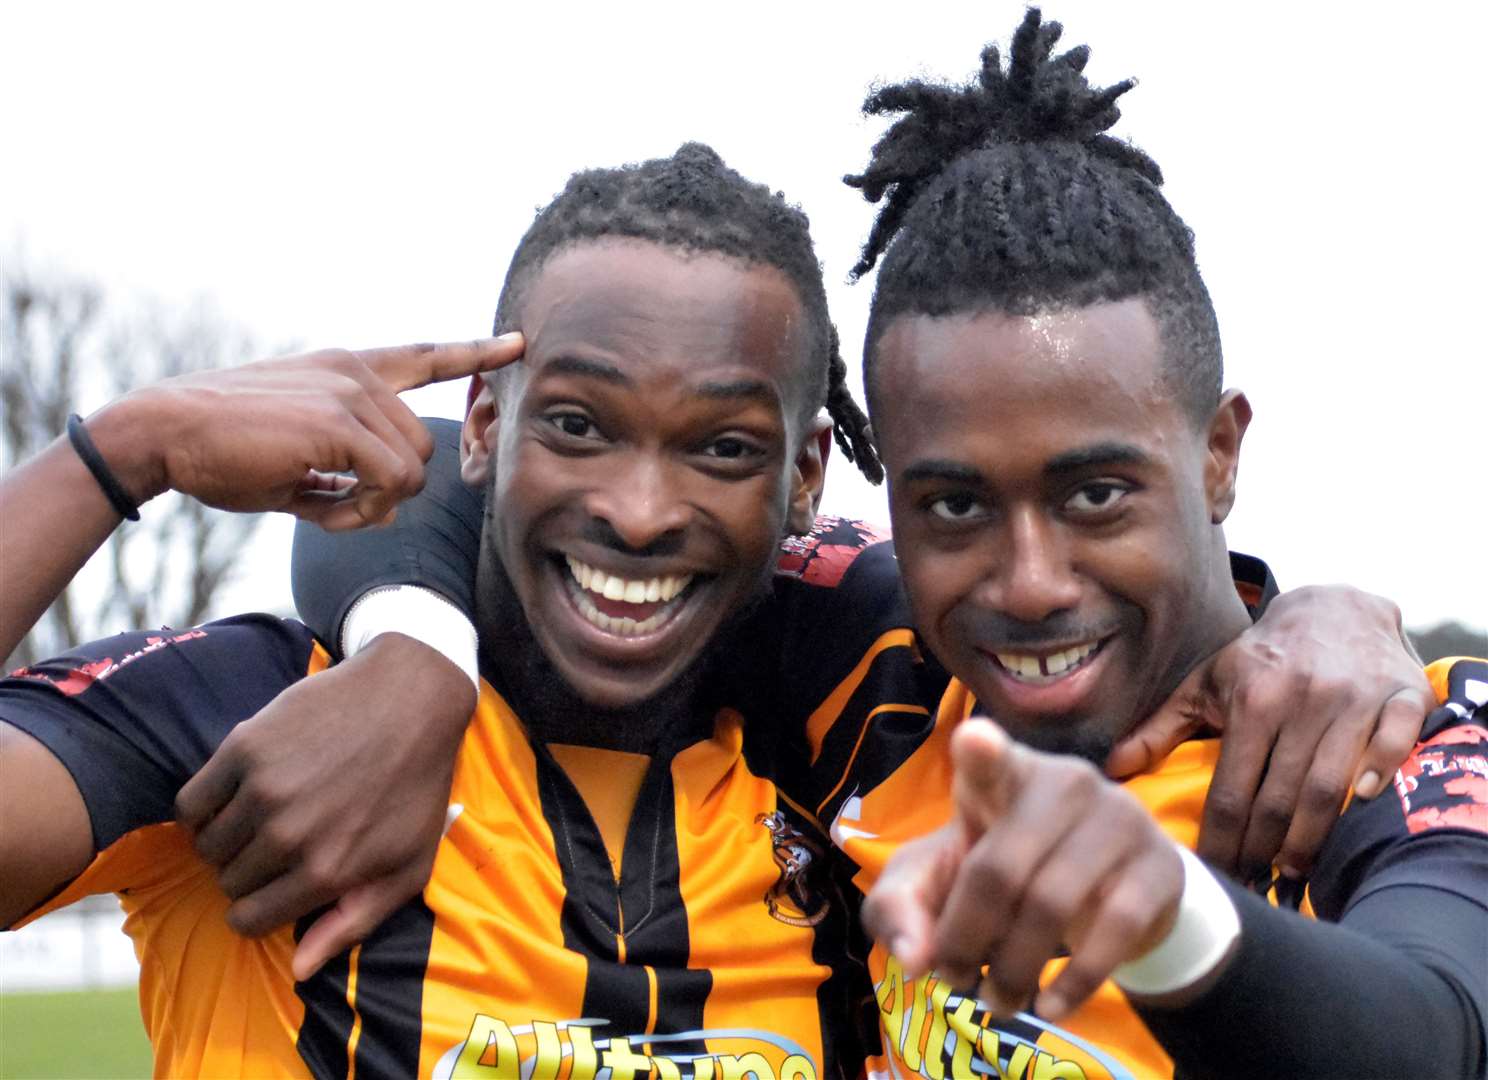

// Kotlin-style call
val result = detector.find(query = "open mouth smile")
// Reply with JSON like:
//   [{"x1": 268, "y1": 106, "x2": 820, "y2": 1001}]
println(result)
[
  {"x1": 988, "y1": 639, "x2": 1107, "y2": 684},
  {"x1": 562, "y1": 554, "x2": 697, "y2": 638}
]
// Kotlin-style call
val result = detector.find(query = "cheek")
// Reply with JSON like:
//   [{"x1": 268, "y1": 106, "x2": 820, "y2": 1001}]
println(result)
[
  {"x1": 900, "y1": 550, "x2": 978, "y2": 655},
  {"x1": 1087, "y1": 527, "x2": 1192, "y2": 623},
  {"x1": 717, "y1": 477, "x2": 790, "y2": 564}
]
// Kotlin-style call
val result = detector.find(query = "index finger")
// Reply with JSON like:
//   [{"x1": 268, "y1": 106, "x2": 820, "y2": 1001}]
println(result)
[
  {"x1": 950, "y1": 718, "x2": 1018, "y2": 833},
  {"x1": 354, "y1": 332, "x2": 525, "y2": 393}
]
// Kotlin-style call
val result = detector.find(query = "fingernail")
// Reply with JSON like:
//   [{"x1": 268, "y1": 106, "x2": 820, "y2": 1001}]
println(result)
[
  {"x1": 494, "y1": 331, "x2": 522, "y2": 344},
  {"x1": 1038, "y1": 991, "x2": 1068, "y2": 1021},
  {"x1": 1354, "y1": 771, "x2": 1381, "y2": 799},
  {"x1": 891, "y1": 934, "x2": 913, "y2": 959},
  {"x1": 1278, "y1": 863, "x2": 1302, "y2": 881}
]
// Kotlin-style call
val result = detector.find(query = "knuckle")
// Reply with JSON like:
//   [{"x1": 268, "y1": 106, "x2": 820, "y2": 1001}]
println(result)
[
  {"x1": 241, "y1": 774, "x2": 287, "y2": 814},
  {"x1": 1252, "y1": 795, "x2": 1294, "y2": 835},
  {"x1": 1299, "y1": 772, "x2": 1349, "y2": 815},
  {"x1": 962, "y1": 844, "x2": 1013, "y2": 893},
  {"x1": 303, "y1": 854, "x2": 344, "y2": 894},
  {"x1": 262, "y1": 818, "x2": 303, "y2": 858},
  {"x1": 1203, "y1": 789, "x2": 1248, "y2": 832},
  {"x1": 1023, "y1": 880, "x2": 1079, "y2": 930},
  {"x1": 1099, "y1": 896, "x2": 1151, "y2": 946},
  {"x1": 1057, "y1": 962, "x2": 1104, "y2": 1004}
]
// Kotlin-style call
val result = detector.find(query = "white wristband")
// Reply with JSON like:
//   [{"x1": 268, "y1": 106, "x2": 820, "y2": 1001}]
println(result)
[
  {"x1": 339, "y1": 585, "x2": 480, "y2": 692},
  {"x1": 1112, "y1": 845, "x2": 1241, "y2": 997}
]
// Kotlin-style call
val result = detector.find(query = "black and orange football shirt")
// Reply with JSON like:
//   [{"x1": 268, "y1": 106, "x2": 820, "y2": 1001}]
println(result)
[{"x1": 1, "y1": 519, "x2": 935, "y2": 1079}]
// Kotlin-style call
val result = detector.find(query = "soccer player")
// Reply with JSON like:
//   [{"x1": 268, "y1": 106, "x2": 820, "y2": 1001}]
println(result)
[
  {"x1": 837, "y1": 12, "x2": 1487, "y2": 1076},
  {"x1": 0, "y1": 146, "x2": 903, "y2": 1077}
]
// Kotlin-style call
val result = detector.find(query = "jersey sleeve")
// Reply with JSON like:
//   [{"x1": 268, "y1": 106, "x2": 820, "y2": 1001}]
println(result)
[
  {"x1": 1308, "y1": 656, "x2": 1488, "y2": 918},
  {"x1": 0, "y1": 615, "x2": 322, "y2": 854},
  {"x1": 291, "y1": 416, "x2": 483, "y2": 650},
  {"x1": 1138, "y1": 656, "x2": 1488, "y2": 1078}
]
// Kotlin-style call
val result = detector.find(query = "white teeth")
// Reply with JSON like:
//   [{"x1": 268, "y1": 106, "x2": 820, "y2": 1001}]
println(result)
[
  {"x1": 994, "y1": 641, "x2": 1100, "y2": 682},
  {"x1": 562, "y1": 555, "x2": 695, "y2": 637}
]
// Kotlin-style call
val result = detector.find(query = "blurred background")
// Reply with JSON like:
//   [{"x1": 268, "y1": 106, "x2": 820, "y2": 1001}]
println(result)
[{"x1": 2, "y1": 2, "x2": 1484, "y2": 1076}]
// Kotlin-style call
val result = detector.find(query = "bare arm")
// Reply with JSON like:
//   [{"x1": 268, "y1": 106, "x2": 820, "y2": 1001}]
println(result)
[
  {"x1": 0, "y1": 435, "x2": 129, "y2": 662},
  {"x1": 0, "y1": 722, "x2": 93, "y2": 927}
]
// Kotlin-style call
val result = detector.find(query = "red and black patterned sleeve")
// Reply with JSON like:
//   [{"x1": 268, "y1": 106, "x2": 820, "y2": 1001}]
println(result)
[{"x1": 0, "y1": 615, "x2": 320, "y2": 852}]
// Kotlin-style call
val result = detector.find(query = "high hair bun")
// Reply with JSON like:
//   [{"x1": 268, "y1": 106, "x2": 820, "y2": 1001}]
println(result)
[
  {"x1": 845, "y1": 7, "x2": 1161, "y2": 280},
  {"x1": 670, "y1": 142, "x2": 727, "y2": 169}
]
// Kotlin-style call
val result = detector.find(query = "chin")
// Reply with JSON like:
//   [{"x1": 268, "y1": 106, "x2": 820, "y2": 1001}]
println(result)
[{"x1": 999, "y1": 717, "x2": 1118, "y2": 768}]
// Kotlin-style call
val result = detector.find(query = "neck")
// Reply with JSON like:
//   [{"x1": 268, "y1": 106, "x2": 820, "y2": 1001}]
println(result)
[{"x1": 1145, "y1": 545, "x2": 1258, "y2": 727}]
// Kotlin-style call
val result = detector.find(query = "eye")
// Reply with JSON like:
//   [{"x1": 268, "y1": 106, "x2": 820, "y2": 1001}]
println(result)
[
  {"x1": 703, "y1": 436, "x2": 756, "y2": 460},
  {"x1": 545, "y1": 411, "x2": 601, "y2": 440},
  {"x1": 1064, "y1": 482, "x2": 1131, "y2": 515},
  {"x1": 928, "y1": 493, "x2": 985, "y2": 521}
]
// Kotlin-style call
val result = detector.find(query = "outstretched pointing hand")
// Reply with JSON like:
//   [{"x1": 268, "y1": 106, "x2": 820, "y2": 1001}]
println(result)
[
  {"x1": 864, "y1": 718, "x2": 1185, "y2": 1020},
  {"x1": 87, "y1": 334, "x2": 524, "y2": 530}
]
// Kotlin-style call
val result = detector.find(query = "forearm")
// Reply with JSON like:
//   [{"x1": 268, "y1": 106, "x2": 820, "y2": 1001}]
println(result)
[
  {"x1": 1134, "y1": 880, "x2": 1486, "y2": 1078},
  {"x1": 0, "y1": 403, "x2": 163, "y2": 660}
]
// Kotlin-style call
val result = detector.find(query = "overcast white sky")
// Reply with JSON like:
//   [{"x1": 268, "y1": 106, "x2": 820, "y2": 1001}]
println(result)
[{"x1": 3, "y1": 1, "x2": 1483, "y2": 634}]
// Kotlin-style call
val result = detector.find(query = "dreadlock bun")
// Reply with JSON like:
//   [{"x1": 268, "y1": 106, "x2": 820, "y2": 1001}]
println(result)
[{"x1": 847, "y1": 8, "x2": 1223, "y2": 423}]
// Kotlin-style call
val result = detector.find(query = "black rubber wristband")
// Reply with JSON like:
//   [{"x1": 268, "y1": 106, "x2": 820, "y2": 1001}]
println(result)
[{"x1": 66, "y1": 413, "x2": 142, "y2": 521}]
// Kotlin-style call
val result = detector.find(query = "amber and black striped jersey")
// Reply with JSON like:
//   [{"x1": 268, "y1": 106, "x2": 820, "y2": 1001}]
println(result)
[
  {"x1": 832, "y1": 649, "x2": 1488, "y2": 1080},
  {"x1": 1, "y1": 519, "x2": 939, "y2": 1080}
]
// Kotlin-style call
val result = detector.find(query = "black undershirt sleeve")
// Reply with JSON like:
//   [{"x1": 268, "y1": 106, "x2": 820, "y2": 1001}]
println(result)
[
  {"x1": 1135, "y1": 873, "x2": 1488, "y2": 1079},
  {"x1": 290, "y1": 418, "x2": 483, "y2": 651}
]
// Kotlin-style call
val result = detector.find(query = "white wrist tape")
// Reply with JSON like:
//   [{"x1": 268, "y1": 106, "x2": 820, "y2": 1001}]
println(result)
[
  {"x1": 1113, "y1": 844, "x2": 1241, "y2": 997},
  {"x1": 340, "y1": 585, "x2": 479, "y2": 691}
]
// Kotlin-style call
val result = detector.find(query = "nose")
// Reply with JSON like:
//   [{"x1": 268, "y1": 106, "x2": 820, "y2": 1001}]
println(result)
[
  {"x1": 583, "y1": 452, "x2": 691, "y2": 553},
  {"x1": 982, "y1": 507, "x2": 1081, "y2": 623}
]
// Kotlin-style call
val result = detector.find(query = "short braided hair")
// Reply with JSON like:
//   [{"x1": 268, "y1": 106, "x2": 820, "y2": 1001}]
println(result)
[
  {"x1": 495, "y1": 142, "x2": 881, "y2": 482},
  {"x1": 846, "y1": 9, "x2": 1222, "y2": 424}
]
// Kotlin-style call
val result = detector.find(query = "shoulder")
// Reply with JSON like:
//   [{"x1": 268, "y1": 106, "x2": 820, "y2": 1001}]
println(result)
[
  {"x1": 1394, "y1": 657, "x2": 1488, "y2": 836},
  {"x1": 1, "y1": 615, "x2": 325, "y2": 849},
  {"x1": 775, "y1": 516, "x2": 895, "y2": 589},
  {"x1": 5, "y1": 615, "x2": 320, "y2": 701},
  {"x1": 1310, "y1": 657, "x2": 1488, "y2": 918}
]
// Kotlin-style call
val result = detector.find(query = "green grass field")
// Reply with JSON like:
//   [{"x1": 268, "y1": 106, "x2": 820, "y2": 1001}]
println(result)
[{"x1": 0, "y1": 989, "x2": 151, "y2": 1080}]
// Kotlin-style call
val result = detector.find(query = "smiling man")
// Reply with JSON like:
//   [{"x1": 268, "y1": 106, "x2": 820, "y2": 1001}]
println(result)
[
  {"x1": 0, "y1": 145, "x2": 905, "y2": 1078},
  {"x1": 834, "y1": 12, "x2": 1488, "y2": 1078}
]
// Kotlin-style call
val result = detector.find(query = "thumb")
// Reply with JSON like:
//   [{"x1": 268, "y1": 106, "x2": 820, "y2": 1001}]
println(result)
[
  {"x1": 949, "y1": 718, "x2": 1017, "y2": 833},
  {"x1": 1106, "y1": 661, "x2": 1216, "y2": 779},
  {"x1": 291, "y1": 878, "x2": 411, "y2": 982}
]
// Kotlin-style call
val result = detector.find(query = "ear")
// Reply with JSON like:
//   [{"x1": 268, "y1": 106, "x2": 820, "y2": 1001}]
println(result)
[
  {"x1": 1204, "y1": 389, "x2": 1252, "y2": 523},
  {"x1": 460, "y1": 379, "x2": 501, "y2": 488},
  {"x1": 787, "y1": 415, "x2": 833, "y2": 534}
]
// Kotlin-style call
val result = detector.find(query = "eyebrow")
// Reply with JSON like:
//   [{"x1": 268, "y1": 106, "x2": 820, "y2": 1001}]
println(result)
[
  {"x1": 1044, "y1": 442, "x2": 1153, "y2": 475},
  {"x1": 899, "y1": 459, "x2": 985, "y2": 486},
  {"x1": 539, "y1": 357, "x2": 779, "y2": 408},
  {"x1": 898, "y1": 442, "x2": 1152, "y2": 487},
  {"x1": 694, "y1": 378, "x2": 779, "y2": 407},
  {"x1": 540, "y1": 355, "x2": 633, "y2": 385}
]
